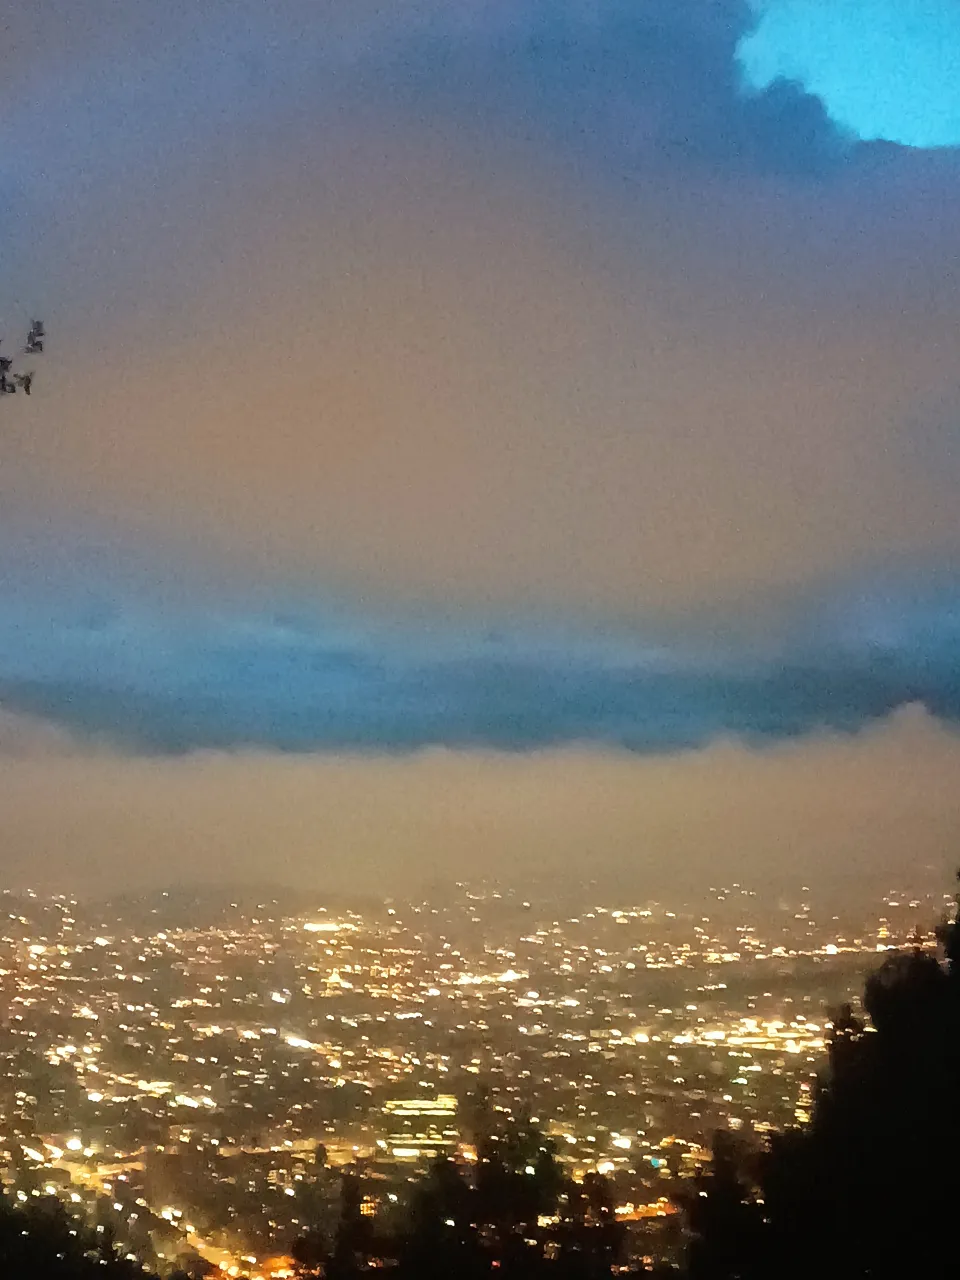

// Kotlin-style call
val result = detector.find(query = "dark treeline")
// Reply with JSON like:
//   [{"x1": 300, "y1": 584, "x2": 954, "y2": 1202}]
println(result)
[
  {"x1": 0, "y1": 1191, "x2": 148, "y2": 1278},
  {"x1": 0, "y1": 1190, "x2": 216, "y2": 1279},
  {"x1": 293, "y1": 1091, "x2": 629, "y2": 1279},
  {"x1": 686, "y1": 879, "x2": 960, "y2": 1280},
  {"x1": 5, "y1": 881, "x2": 960, "y2": 1279}
]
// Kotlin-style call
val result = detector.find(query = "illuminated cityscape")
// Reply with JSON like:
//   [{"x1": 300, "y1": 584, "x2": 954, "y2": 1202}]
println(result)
[
  {"x1": 4, "y1": 0, "x2": 960, "y2": 1274},
  {"x1": 0, "y1": 879, "x2": 948, "y2": 1276}
]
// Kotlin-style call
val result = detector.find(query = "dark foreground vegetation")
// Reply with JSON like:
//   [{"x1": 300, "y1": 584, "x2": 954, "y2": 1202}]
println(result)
[{"x1": 5, "y1": 880, "x2": 960, "y2": 1280}]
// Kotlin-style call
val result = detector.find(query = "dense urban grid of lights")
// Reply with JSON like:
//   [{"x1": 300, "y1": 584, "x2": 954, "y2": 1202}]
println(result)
[{"x1": 0, "y1": 882, "x2": 947, "y2": 1275}]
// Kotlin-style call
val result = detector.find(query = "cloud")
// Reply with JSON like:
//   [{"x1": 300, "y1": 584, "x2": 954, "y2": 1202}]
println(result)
[
  {"x1": 1, "y1": 1, "x2": 958, "y2": 624},
  {"x1": 0, "y1": 704, "x2": 956, "y2": 896},
  {"x1": 0, "y1": 579, "x2": 958, "y2": 752},
  {"x1": 383, "y1": 0, "x2": 846, "y2": 175},
  {"x1": 0, "y1": 705, "x2": 96, "y2": 758},
  {"x1": 0, "y1": 4, "x2": 957, "y2": 897}
]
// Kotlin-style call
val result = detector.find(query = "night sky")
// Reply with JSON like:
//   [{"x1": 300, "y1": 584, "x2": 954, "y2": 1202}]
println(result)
[{"x1": 1, "y1": 1, "x2": 959, "y2": 894}]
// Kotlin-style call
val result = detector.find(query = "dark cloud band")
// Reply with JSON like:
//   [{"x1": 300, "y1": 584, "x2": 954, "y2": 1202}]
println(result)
[{"x1": 1, "y1": 580, "x2": 957, "y2": 753}]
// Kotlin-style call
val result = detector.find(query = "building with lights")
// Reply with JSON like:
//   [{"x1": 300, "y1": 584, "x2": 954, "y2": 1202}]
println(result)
[{"x1": 380, "y1": 1095, "x2": 459, "y2": 1160}]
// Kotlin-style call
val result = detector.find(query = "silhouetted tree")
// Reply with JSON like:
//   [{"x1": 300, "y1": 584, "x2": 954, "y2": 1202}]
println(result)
[
  {"x1": 0, "y1": 1190, "x2": 158, "y2": 1279},
  {"x1": 554, "y1": 1171, "x2": 625, "y2": 1279},
  {"x1": 686, "y1": 1131, "x2": 763, "y2": 1280},
  {"x1": 292, "y1": 1093, "x2": 625, "y2": 1278},
  {"x1": 326, "y1": 1169, "x2": 364, "y2": 1279},
  {"x1": 470, "y1": 1093, "x2": 568, "y2": 1275},
  {"x1": 691, "y1": 873, "x2": 960, "y2": 1280},
  {"x1": 400, "y1": 1157, "x2": 486, "y2": 1280}
]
